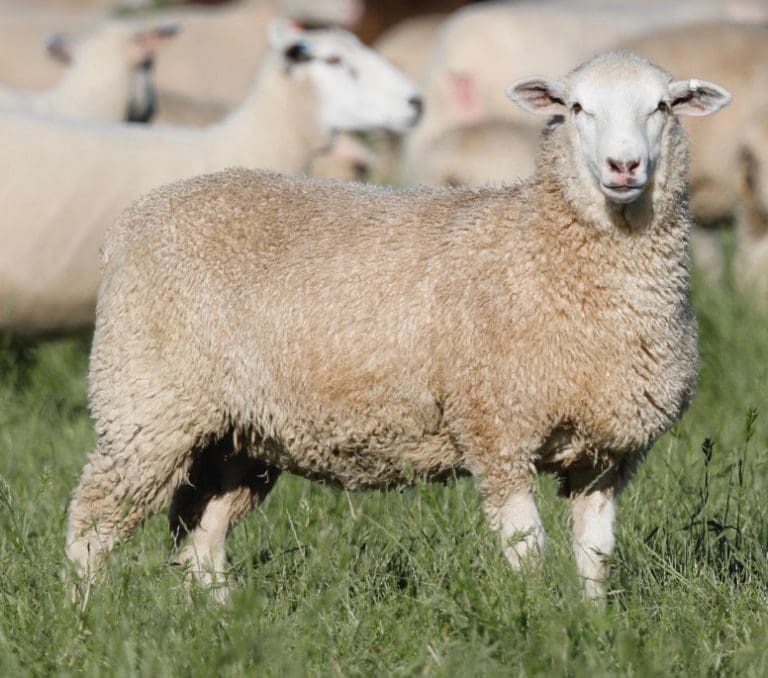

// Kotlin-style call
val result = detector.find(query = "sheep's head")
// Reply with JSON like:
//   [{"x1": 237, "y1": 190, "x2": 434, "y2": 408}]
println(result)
[
  {"x1": 46, "y1": 21, "x2": 179, "y2": 124},
  {"x1": 268, "y1": 20, "x2": 423, "y2": 135},
  {"x1": 507, "y1": 52, "x2": 731, "y2": 205}
]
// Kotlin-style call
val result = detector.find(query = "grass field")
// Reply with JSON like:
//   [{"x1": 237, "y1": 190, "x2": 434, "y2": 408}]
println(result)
[{"x1": 1, "y1": 266, "x2": 767, "y2": 676}]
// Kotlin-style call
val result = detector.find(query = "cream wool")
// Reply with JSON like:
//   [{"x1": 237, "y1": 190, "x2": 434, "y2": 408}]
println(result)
[
  {"x1": 0, "y1": 21, "x2": 175, "y2": 122},
  {"x1": 67, "y1": 53, "x2": 724, "y2": 601}
]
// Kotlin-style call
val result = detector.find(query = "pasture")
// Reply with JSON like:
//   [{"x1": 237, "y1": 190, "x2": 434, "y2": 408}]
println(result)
[{"x1": 1, "y1": 257, "x2": 767, "y2": 676}]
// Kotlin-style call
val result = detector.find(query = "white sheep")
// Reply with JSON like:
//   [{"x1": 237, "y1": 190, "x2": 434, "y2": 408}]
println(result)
[
  {"x1": 0, "y1": 21, "x2": 422, "y2": 334},
  {"x1": 0, "y1": 21, "x2": 177, "y2": 122},
  {"x1": 65, "y1": 51, "x2": 730, "y2": 602},
  {"x1": 404, "y1": 0, "x2": 765, "y2": 184}
]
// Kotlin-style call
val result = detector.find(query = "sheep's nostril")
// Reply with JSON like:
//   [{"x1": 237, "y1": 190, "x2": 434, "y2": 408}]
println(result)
[
  {"x1": 408, "y1": 96, "x2": 424, "y2": 117},
  {"x1": 627, "y1": 158, "x2": 641, "y2": 173},
  {"x1": 607, "y1": 157, "x2": 623, "y2": 173}
]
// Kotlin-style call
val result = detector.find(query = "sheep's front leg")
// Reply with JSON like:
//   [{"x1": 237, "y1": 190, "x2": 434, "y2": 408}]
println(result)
[
  {"x1": 566, "y1": 468, "x2": 618, "y2": 601},
  {"x1": 480, "y1": 469, "x2": 547, "y2": 569}
]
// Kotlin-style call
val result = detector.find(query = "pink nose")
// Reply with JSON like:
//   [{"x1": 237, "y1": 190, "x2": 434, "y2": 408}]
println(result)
[{"x1": 606, "y1": 157, "x2": 641, "y2": 179}]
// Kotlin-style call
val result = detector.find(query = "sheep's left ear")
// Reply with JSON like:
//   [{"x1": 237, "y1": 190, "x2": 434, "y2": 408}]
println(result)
[
  {"x1": 668, "y1": 79, "x2": 732, "y2": 117},
  {"x1": 132, "y1": 23, "x2": 180, "y2": 53},
  {"x1": 506, "y1": 77, "x2": 568, "y2": 116},
  {"x1": 46, "y1": 34, "x2": 73, "y2": 65}
]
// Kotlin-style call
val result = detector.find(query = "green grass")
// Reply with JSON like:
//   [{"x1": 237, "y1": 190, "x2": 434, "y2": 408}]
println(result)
[{"x1": 1, "y1": 271, "x2": 767, "y2": 676}]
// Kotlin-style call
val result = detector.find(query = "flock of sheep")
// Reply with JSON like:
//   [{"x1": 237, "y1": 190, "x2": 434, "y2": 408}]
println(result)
[{"x1": 0, "y1": 0, "x2": 763, "y2": 603}]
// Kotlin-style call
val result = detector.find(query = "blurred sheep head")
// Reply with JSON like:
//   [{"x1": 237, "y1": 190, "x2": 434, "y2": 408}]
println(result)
[
  {"x1": 269, "y1": 20, "x2": 423, "y2": 135},
  {"x1": 46, "y1": 22, "x2": 179, "y2": 124}
]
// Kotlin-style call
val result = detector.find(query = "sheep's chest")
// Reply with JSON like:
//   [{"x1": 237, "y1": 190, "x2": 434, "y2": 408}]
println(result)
[{"x1": 543, "y1": 287, "x2": 698, "y2": 459}]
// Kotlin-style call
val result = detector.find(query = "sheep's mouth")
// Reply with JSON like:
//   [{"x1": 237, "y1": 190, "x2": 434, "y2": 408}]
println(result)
[{"x1": 600, "y1": 182, "x2": 646, "y2": 204}]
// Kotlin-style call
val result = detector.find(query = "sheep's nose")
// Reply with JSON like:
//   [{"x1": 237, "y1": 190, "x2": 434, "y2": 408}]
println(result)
[
  {"x1": 606, "y1": 157, "x2": 641, "y2": 175},
  {"x1": 408, "y1": 95, "x2": 424, "y2": 118}
]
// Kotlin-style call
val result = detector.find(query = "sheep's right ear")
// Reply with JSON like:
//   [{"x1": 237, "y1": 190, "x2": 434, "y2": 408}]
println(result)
[
  {"x1": 46, "y1": 34, "x2": 73, "y2": 65},
  {"x1": 506, "y1": 77, "x2": 568, "y2": 116}
]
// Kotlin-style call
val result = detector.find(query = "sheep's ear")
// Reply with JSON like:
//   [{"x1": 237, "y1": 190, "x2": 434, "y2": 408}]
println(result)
[
  {"x1": 668, "y1": 79, "x2": 732, "y2": 117},
  {"x1": 45, "y1": 34, "x2": 72, "y2": 65},
  {"x1": 506, "y1": 77, "x2": 568, "y2": 116},
  {"x1": 132, "y1": 23, "x2": 180, "y2": 53}
]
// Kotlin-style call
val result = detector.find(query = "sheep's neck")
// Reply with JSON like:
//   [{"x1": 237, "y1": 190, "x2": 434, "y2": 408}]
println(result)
[
  {"x1": 213, "y1": 55, "x2": 327, "y2": 173},
  {"x1": 49, "y1": 55, "x2": 130, "y2": 121}
]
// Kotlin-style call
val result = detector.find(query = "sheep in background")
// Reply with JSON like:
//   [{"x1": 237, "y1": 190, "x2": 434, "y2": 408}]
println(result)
[
  {"x1": 0, "y1": 0, "x2": 361, "y2": 95},
  {"x1": 406, "y1": 118, "x2": 537, "y2": 187},
  {"x1": 308, "y1": 132, "x2": 380, "y2": 183},
  {"x1": 65, "y1": 51, "x2": 729, "y2": 602},
  {"x1": 404, "y1": 0, "x2": 766, "y2": 184},
  {"x1": 736, "y1": 113, "x2": 768, "y2": 302},
  {"x1": 0, "y1": 21, "x2": 177, "y2": 122},
  {"x1": 145, "y1": 0, "x2": 364, "y2": 112},
  {"x1": 373, "y1": 13, "x2": 445, "y2": 82},
  {"x1": 0, "y1": 21, "x2": 422, "y2": 334}
]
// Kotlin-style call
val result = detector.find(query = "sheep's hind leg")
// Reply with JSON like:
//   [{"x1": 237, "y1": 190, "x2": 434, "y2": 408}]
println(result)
[
  {"x1": 66, "y1": 430, "x2": 197, "y2": 591},
  {"x1": 169, "y1": 440, "x2": 279, "y2": 602}
]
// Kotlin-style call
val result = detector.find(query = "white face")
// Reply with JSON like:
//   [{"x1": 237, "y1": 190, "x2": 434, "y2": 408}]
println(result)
[
  {"x1": 269, "y1": 21, "x2": 423, "y2": 135},
  {"x1": 507, "y1": 53, "x2": 731, "y2": 205}
]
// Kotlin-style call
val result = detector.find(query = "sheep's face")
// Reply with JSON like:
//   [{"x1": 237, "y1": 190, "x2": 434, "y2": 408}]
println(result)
[
  {"x1": 269, "y1": 21, "x2": 423, "y2": 135},
  {"x1": 507, "y1": 52, "x2": 731, "y2": 205}
]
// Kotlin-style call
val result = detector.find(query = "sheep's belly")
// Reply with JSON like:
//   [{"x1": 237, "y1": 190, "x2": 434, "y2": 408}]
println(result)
[{"x1": 255, "y1": 431, "x2": 467, "y2": 490}]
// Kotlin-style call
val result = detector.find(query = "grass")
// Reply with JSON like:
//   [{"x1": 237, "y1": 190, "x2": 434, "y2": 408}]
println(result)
[{"x1": 1, "y1": 268, "x2": 767, "y2": 676}]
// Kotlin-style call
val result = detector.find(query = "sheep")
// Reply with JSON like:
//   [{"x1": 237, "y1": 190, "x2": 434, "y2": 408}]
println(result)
[
  {"x1": 65, "y1": 51, "x2": 730, "y2": 602},
  {"x1": 405, "y1": 118, "x2": 538, "y2": 188},
  {"x1": 735, "y1": 112, "x2": 768, "y2": 301},
  {"x1": 404, "y1": 0, "x2": 766, "y2": 183},
  {"x1": 0, "y1": 21, "x2": 422, "y2": 334},
  {"x1": 0, "y1": 21, "x2": 177, "y2": 123}
]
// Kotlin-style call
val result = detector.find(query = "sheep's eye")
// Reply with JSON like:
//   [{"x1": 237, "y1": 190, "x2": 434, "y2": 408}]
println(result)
[
  {"x1": 656, "y1": 100, "x2": 669, "y2": 113},
  {"x1": 572, "y1": 102, "x2": 582, "y2": 114},
  {"x1": 285, "y1": 42, "x2": 312, "y2": 64},
  {"x1": 325, "y1": 55, "x2": 342, "y2": 66}
]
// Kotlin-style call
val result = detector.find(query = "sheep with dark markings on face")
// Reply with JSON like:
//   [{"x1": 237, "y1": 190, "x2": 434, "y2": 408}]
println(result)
[{"x1": 66, "y1": 51, "x2": 730, "y2": 602}]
